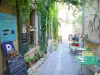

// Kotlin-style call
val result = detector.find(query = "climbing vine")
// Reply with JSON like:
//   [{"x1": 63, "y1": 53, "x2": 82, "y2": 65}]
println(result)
[
  {"x1": 37, "y1": 1, "x2": 47, "y2": 43},
  {"x1": 53, "y1": 7, "x2": 58, "y2": 40},
  {"x1": 8, "y1": 0, "x2": 31, "y2": 20},
  {"x1": 36, "y1": 0, "x2": 59, "y2": 52},
  {"x1": 36, "y1": 0, "x2": 58, "y2": 41},
  {"x1": 47, "y1": 0, "x2": 58, "y2": 41},
  {"x1": 49, "y1": 3, "x2": 58, "y2": 40},
  {"x1": 36, "y1": 1, "x2": 48, "y2": 53}
]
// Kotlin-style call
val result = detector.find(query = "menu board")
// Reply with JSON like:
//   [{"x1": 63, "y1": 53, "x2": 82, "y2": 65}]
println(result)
[{"x1": 7, "y1": 54, "x2": 28, "y2": 75}]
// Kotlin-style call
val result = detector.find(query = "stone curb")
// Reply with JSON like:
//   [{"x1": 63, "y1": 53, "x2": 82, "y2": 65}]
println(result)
[{"x1": 27, "y1": 55, "x2": 47, "y2": 75}]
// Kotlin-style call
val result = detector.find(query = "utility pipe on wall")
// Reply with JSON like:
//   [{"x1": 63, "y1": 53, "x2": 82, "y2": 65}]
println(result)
[{"x1": 82, "y1": 7, "x2": 84, "y2": 47}]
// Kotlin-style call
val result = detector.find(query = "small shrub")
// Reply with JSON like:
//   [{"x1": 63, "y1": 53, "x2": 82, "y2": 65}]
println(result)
[{"x1": 54, "y1": 43, "x2": 58, "y2": 50}]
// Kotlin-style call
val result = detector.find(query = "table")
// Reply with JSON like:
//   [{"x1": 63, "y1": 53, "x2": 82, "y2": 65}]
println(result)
[
  {"x1": 70, "y1": 46, "x2": 78, "y2": 51},
  {"x1": 69, "y1": 41, "x2": 82, "y2": 48},
  {"x1": 69, "y1": 46, "x2": 86, "y2": 56},
  {"x1": 82, "y1": 51, "x2": 93, "y2": 56},
  {"x1": 76, "y1": 56, "x2": 100, "y2": 75},
  {"x1": 75, "y1": 47, "x2": 86, "y2": 55},
  {"x1": 69, "y1": 46, "x2": 79, "y2": 55},
  {"x1": 77, "y1": 47, "x2": 86, "y2": 51}
]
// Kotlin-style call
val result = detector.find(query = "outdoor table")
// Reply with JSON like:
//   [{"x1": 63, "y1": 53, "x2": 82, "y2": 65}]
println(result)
[
  {"x1": 69, "y1": 46, "x2": 86, "y2": 56},
  {"x1": 70, "y1": 46, "x2": 78, "y2": 51},
  {"x1": 69, "y1": 41, "x2": 82, "y2": 48},
  {"x1": 69, "y1": 41, "x2": 84, "y2": 56},
  {"x1": 69, "y1": 46, "x2": 79, "y2": 55},
  {"x1": 77, "y1": 47, "x2": 86, "y2": 51},
  {"x1": 75, "y1": 47, "x2": 86, "y2": 55},
  {"x1": 82, "y1": 51, "x2": 93, "y2": 56},
  {"x1": 76, "y1": 56, "x2": 100, "y2": 75}
]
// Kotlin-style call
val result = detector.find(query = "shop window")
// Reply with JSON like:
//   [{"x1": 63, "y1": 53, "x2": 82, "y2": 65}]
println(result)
[
  {"x1": 37, "y1": 12, "x2": 42, "y2": 43},
  {"x1": 29, "y1": 9, "x2": 36, "y2": 48},
  {"x1": 30, "y1": 9, "x2": 35, "y2": 28}
]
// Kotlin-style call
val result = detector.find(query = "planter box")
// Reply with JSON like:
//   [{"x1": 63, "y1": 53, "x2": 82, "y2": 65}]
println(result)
[{"x1": 27, "y1": 57, "x2": 46, "y2": 75}]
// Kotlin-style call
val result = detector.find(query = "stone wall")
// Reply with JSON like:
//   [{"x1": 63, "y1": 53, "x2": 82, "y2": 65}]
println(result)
[{"x1": 84, "y1": 0, "x2": 100, "y2": 56}]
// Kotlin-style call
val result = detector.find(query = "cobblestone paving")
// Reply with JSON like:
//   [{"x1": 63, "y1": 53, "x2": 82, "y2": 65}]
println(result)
[{"x1": 34, "y1": 42, "x2": 93, "y2": 75}]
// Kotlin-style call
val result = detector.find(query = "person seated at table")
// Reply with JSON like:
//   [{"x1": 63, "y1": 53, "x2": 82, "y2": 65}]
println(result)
[
  {"x1": 72, "y1": 34, "x2": 79, "y2": 42},
  {"x1": 68, "y1": 34, "x2": 73, "y2": 41}
]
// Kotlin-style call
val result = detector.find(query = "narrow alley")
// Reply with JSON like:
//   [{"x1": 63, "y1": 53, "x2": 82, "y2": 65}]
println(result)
[
  {"x1": 34, "y1": 41, "x2": 93, "y2": 75},
  {"x1": 1, "y1": 0, "x2": 100, "y2": 75}
]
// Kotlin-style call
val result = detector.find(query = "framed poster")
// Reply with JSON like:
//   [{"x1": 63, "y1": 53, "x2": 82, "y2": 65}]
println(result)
[
  {"x1": 0, "y1": 13, "x2": 16, "y2": 43},
  {"x1": 22, "y1": 24, "x2": 27, "y2": 44}
]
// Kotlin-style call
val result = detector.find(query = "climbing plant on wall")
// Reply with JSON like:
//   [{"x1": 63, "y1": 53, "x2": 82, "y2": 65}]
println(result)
[
  {"x1": 52, "y1": 6, "x2": 58, "y2": 41},
  {"x1": 8, "y1": 0, "x2": 31, "y2": 20},
  {"x1": 36, "y1": 0, "x2": 59, "y2": 52},
  {"x1": 37, "y1": 0, "x2": 47, "y2": 43},
  {"x1": 36, "y1": 0, "x2": 59, "y2": 41},
  {"x1": 49, "y1": 2, "x2": 58, "y2": 40},
  {"x1": 36, "y1": 0, "x2": 48, "y2": 53},
  {"x1": 47, "y1": 0, "x2": 58, "y2": 41}
]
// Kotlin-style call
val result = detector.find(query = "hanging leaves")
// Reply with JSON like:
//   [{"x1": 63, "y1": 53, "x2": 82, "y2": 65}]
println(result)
[
  {"x1": 8, "y1": 0, "x2": 31, "y2": 20},
  {"x1": 17, "y1": 0, "x2": 31, "y2": 20}
]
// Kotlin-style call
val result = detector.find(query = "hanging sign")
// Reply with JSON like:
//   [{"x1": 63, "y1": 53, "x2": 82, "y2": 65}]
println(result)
[{"x1": 2, "y1": 41, "x2": 16, "y2": 56}]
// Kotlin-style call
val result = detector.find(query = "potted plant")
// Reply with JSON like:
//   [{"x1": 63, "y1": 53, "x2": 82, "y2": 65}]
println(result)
[
  {"x1": 35, "y1": 52, "x2": 41, "y2": 60},
  {"x1": 25, "y1": 57, "x2": 31, "y2": 68},
  {"x1": 40, "y1": 53, "x2": 44, "y2": 58},
  {"x1": 85, "y1": 34, "x2": 88, "y2": 39}
]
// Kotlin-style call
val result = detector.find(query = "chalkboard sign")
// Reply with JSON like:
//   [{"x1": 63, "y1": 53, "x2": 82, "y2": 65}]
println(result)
[
  {"x1": 7, "y1": 54, "x2": 28, "y2": 75},
  {"x1": 22, "y1": 33, "x2": 27, "y2": 44}
]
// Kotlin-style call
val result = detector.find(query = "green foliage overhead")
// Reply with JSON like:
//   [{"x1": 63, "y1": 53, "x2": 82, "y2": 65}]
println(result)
[
  {"x1": 73, "y1": 13, "x2": 82, "y2": 25},
  {"x1": 55, "y1": 0, "x2": 84, "y2": 6}
]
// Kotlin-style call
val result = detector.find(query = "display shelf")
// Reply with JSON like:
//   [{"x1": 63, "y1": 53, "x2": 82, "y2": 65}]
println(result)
[{"x1": 85, "y1": 38, "x2": 100, "y2": 44}]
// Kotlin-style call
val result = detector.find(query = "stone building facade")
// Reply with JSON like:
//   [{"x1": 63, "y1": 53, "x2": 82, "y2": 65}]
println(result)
[
  {"x1": 84, "y1": 0, "x2": 100, "y2": 56},
  {"x1": 0, "y1": 0, "x2": 54, "y2": 74}
]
